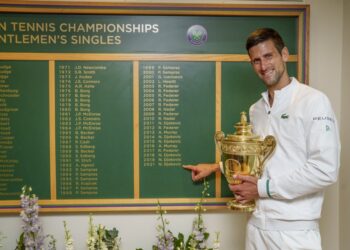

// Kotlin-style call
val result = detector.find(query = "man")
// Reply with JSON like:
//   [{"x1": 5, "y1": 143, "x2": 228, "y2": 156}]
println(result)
[{"x1": 183, "y1": 28, "x2": 340, "y2": 249}]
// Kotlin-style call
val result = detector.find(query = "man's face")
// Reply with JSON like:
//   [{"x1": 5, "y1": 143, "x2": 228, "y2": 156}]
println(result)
[{"x1": 248, "y1": 39, "x2": 289, "y2": 88}]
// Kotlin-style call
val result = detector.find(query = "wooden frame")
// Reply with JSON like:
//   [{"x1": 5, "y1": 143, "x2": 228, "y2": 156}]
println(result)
[{"x1": 0, "y1": 1, "x2": 309, "y2": 213}]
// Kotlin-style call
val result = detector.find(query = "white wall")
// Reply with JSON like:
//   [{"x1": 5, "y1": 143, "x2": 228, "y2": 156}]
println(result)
[
  {"x1": 0, "y1": 0, "x2": 345, "y2": 249},
  {"x1": 305, "y1": 1, "x2": 343, "y2": 250},
  {"x1": 340, "y1": 0, "x2": 350, "y2": 249}
]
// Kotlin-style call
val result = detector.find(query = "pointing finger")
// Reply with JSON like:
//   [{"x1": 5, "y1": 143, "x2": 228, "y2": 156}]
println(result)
[{"x1": 183, "y1": 165, "x2": 196, "y2": 171}]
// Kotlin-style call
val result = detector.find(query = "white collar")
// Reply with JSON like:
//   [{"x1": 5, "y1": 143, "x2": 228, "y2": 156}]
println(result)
[{"x1": 261, "y1": 77, "x2": 298, "y2": 106}]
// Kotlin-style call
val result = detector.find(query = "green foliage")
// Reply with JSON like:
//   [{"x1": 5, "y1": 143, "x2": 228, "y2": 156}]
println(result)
[
  {"x1": 15, "y1": 232, "x2": 24, "y2": 250},
  {"x1": 104, "y1": 228, "x2": 120, "y2": 249}
]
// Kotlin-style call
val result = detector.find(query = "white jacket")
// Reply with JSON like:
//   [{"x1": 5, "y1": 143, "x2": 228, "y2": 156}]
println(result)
[{"x1": 249, "y1": 77, "x2": 340, "y2": 230}]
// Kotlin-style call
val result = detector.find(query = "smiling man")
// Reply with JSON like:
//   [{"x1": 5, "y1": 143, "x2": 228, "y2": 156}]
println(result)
[{"x1": 184, "y1": 28, "x2": 341, "y2": 250}]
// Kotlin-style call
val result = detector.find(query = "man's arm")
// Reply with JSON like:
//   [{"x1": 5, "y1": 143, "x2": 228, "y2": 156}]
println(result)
[
  {"x1": 183, "y1": 163, "x2": 220, "y2": 181},
  {"x1": 260, "y1": 94, "x2": 340, "y2": 200}
]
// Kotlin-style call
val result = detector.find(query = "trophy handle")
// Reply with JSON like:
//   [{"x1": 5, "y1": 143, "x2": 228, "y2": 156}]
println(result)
[
  {"x1": 214, "y1": 131, "x2": 225, "y2": 154},
  {"x1": 260, "y1": 135, "x2": 276, "y2": 167},
  {"x1": 254, "y1": 136, "x2": 276, "y2": 177}
]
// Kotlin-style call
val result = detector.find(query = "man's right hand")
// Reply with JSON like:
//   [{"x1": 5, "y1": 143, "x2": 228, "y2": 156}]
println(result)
[{"x1": 183, "y1": 163, "x2": 220, "y2": 181}]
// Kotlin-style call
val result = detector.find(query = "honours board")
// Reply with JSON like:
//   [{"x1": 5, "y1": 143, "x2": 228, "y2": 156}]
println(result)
[{"x1": 0, "y1": 2, "x2": 309, "y2": 212}]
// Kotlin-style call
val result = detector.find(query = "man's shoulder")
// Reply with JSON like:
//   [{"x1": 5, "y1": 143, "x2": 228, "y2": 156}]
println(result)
[
  {"x1": 295, "y1": 81, "x2": 329, "y2": 103},
  {"x1": 293, "y1": 81, "x2": 334, "y2": 115},
  {"x1": 249, "y1": 97, "x2": 265, "y2": 115}
]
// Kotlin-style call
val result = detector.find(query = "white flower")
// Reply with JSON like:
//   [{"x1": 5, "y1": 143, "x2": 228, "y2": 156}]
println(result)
[
  {"x1": 112, "y1": 237, "x2": 121, "y2": 250},
  {"x1": 65, "y1": 238, "x2": 74, "y2": 250},
  {"x1": 86, "y1": 215, "x2": 121, "y2": 250},
  {"x1": 96, "y1": 224, "x2": 108, "y2": 250},
  {"x1": 212, "y1": 232, "x2": 220, "y2": 250},
  {"x1": 0, "y1": 231, "x2": 5, "y2": 248},
  {"x1": 87, "y1": 237, "x2": 96, "y2": 250},
  {"x1": 87, "y1": 214, "x2": 98, "y2": 250},
  {"x1": 47, "y1": 234, "x2": 57, "y2": 250},
  {"x1": 63, "y1": 221, "x2": 74, "y2": 250},
  {"x1": 213, "y1": 242, "x2": 220, "y2": 250}
]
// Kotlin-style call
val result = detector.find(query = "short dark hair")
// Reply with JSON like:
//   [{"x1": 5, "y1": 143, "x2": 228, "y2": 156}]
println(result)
[{"x1": 246, "y1": 28, "x2": 285, "y2": 54}]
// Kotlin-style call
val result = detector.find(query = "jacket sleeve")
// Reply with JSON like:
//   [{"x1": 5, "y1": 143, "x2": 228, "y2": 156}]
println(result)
[{"x1": 259, "y1": 94, "x2": 341, "y2": 200}]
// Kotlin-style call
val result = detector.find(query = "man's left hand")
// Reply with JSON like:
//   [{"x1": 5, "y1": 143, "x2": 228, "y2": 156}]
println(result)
[{"x1": 229, "y1": 175, "x2": 259, "y2": 204}]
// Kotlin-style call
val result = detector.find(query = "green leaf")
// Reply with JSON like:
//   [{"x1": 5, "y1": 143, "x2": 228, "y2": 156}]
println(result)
[
  {"x1": 106, "y1": 227, "x2": 119, "y2": 238},
  {"x1": 204, "y1": 232, "x2": 210, "y2": 240},
  {"x1": 185, "y1": 234, "x2": 194, "y2": 248},
  {"x1": 15, "y1": 232, "x2": 24, "y2": 250},
  {"x1": 174, "y1": 232, "x2": 185, "y2": 248}
]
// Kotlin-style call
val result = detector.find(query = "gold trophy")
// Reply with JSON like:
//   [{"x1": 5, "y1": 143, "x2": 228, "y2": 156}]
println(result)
[{"x1": 215, "y1": 112, "x2": 276, "y2": 212}]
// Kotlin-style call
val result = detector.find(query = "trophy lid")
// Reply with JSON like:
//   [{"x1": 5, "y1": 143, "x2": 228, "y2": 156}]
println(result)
[{"x1": 226, "y1": 112, "x2": 260, "y2": 142}]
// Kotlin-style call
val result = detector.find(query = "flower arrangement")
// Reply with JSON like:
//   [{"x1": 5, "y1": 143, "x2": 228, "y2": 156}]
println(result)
[
  {"x1": 87, "y1": 214, "x2": 121, "y2": 250},
  {"x1": 143, "y1": 179, "x2": 220, "y2": 250},
  {"x1": 15, "y1": 185, "x2": 56, "y2": 250},
  {"x1": 10, "y1": 184, "x2": 220, "y2": 250},
  {"x1": 15, "y1": 185, "x2": 44, "y2": 249}
]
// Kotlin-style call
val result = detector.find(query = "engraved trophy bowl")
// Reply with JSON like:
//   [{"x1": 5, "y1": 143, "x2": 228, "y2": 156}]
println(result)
[{"x1": 215, "y1": 111, "x2": 276, "y2": 212}]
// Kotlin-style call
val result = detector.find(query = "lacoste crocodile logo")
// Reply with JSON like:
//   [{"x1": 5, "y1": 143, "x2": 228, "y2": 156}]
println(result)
[{"x1": 281, "y1": 113, "x2": 289, "y2": 119}]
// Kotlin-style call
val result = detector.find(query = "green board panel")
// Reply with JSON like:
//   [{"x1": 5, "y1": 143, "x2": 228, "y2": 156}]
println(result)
[
  {"x1": 55, "y1": 61, "x2": 134, "y2": 199},
  {"x1": 0, "y1": 61, "x2": 50, "y2": 199},
  {"x1": 139, "y1": 62, "x2": 216, "y2": 198},
  {"x1": 0, "y1": 14, "x2": 297, "y2": 54}
]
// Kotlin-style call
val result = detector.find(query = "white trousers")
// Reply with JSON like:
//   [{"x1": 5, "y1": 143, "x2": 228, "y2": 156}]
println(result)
[{"x1": 245, "y1": 223, "x2": 322, "y2": 250}]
